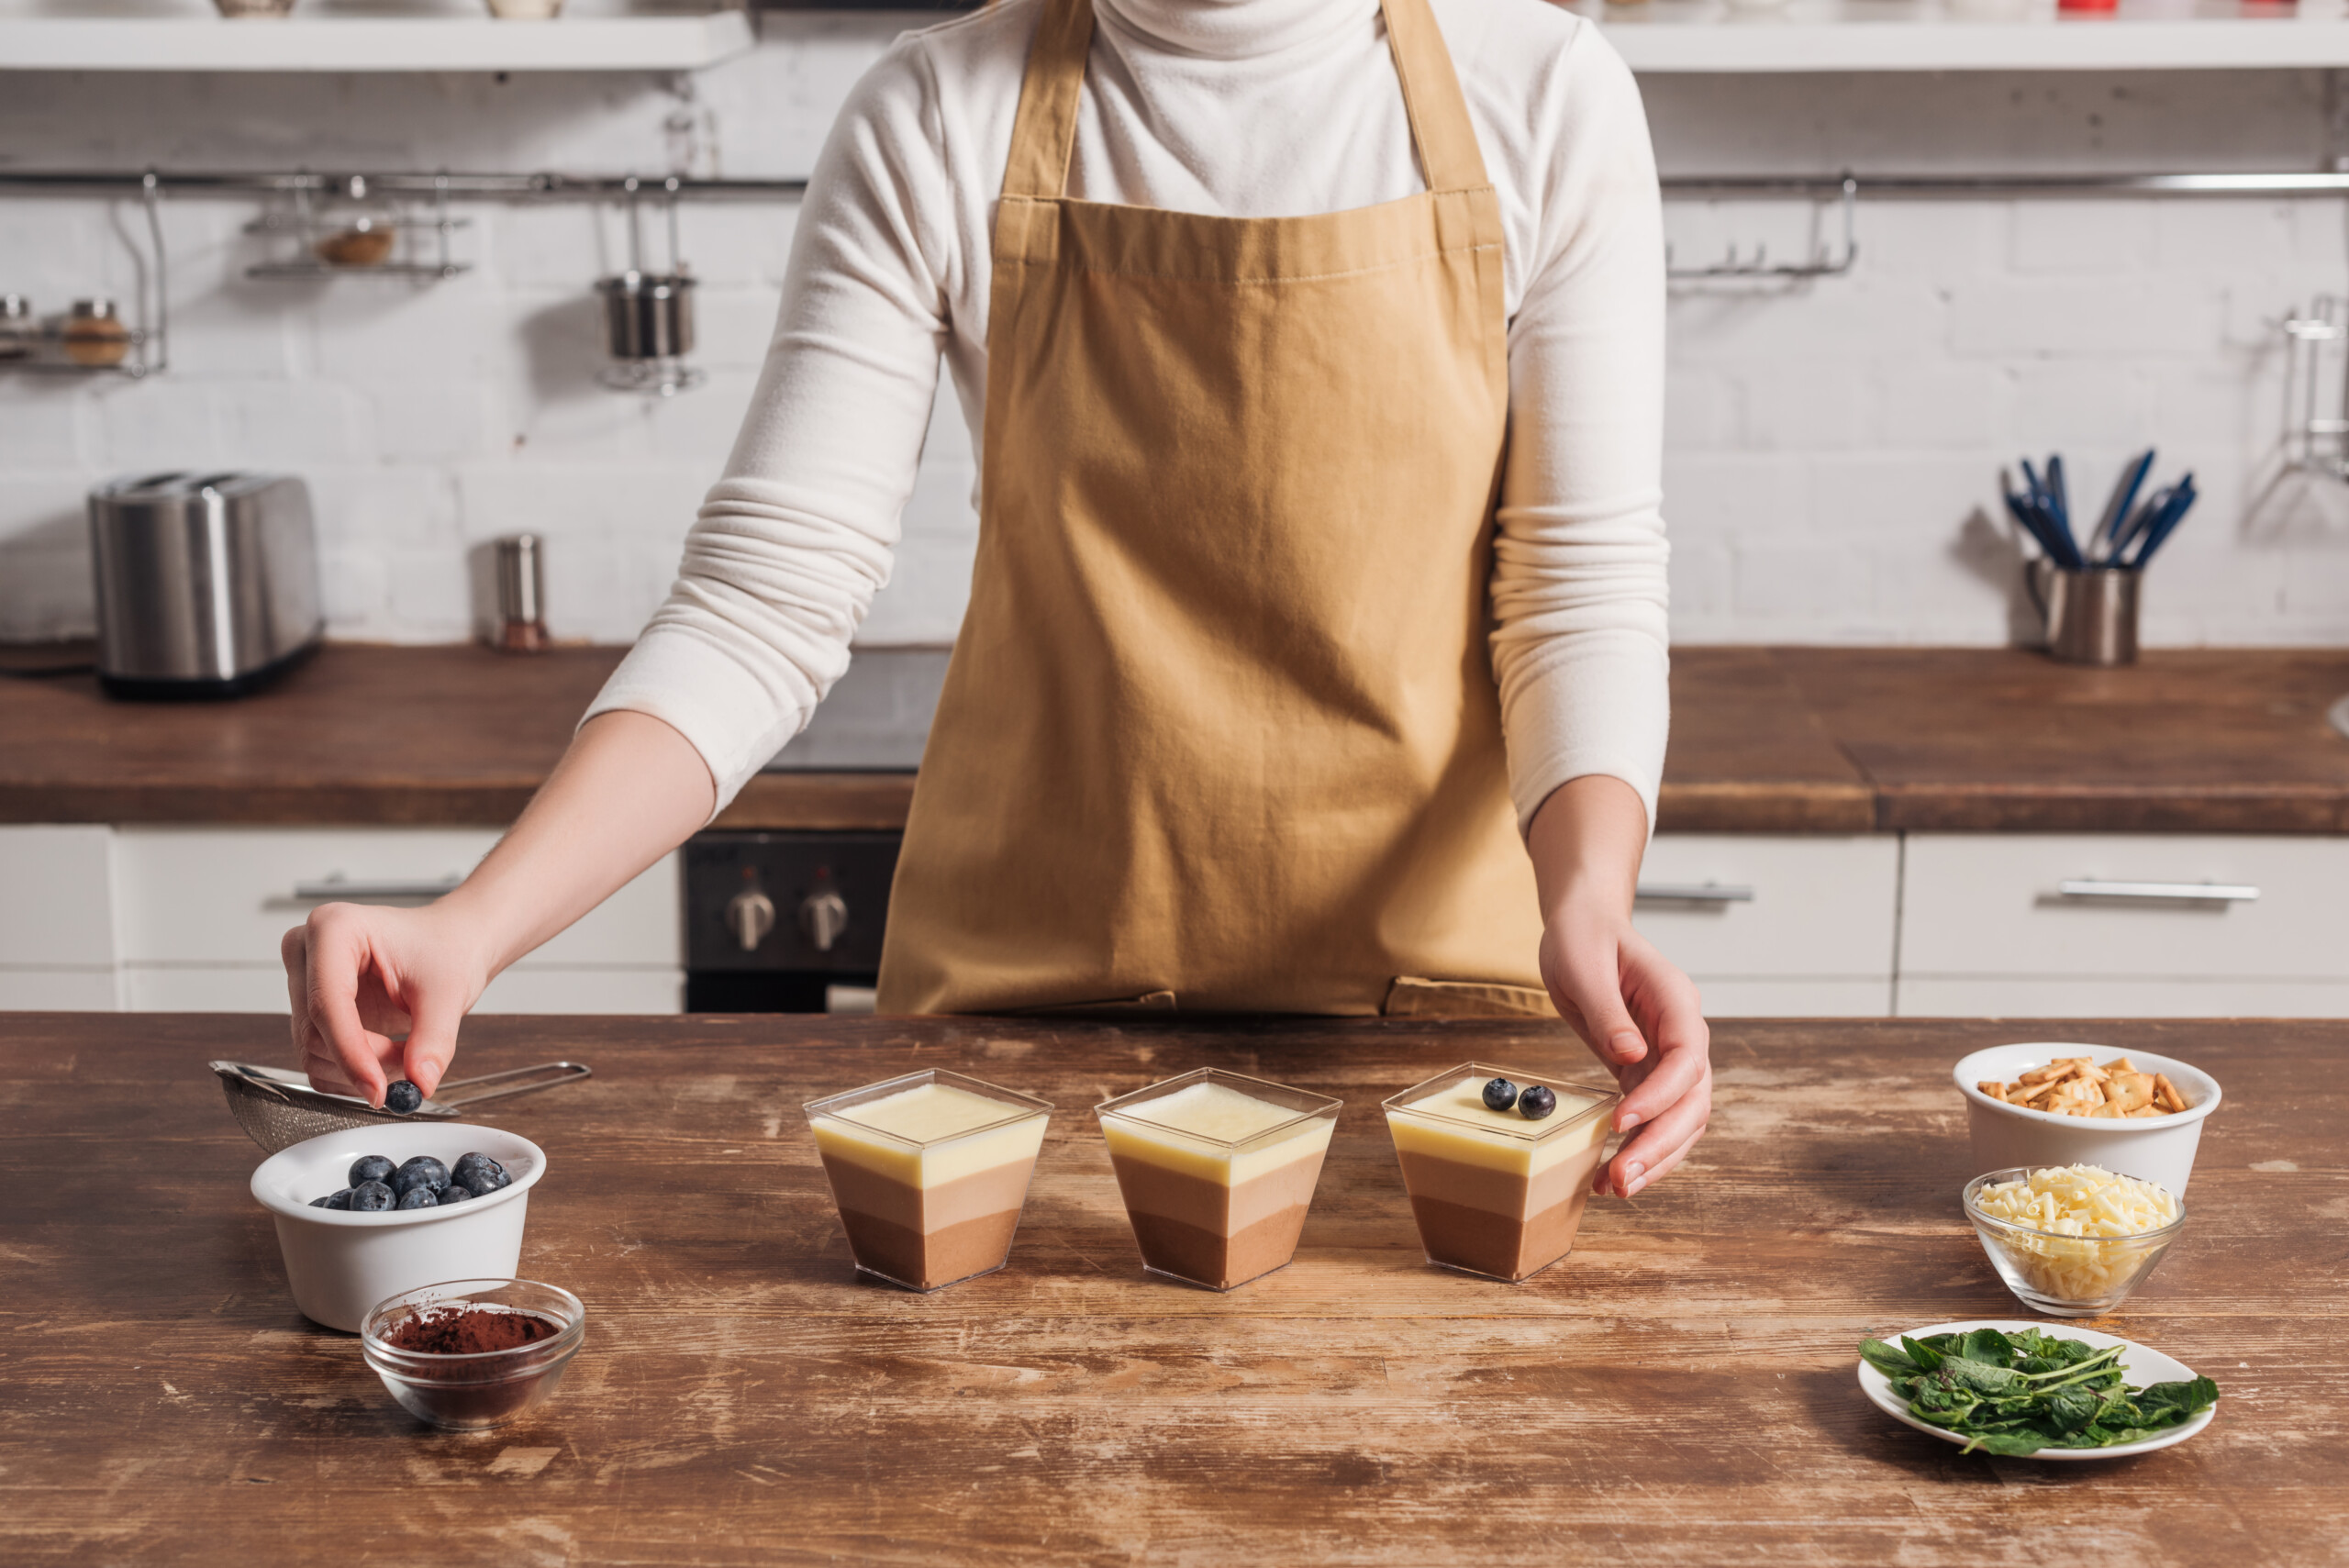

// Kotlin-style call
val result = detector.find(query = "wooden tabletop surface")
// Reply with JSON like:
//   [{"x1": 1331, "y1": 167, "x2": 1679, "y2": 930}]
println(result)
[
  {"x1": 3, "y1": 641, "x2": 2345, "y2": 832},
  {"x1": 4, "y1": 1012, "x2": 2341, "y2": 1565}
]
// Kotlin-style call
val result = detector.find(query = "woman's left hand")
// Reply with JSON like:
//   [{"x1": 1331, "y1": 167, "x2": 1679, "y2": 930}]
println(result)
[{"x1": 1526, "y1": 776, "x2": 1712, "y2": 1199}]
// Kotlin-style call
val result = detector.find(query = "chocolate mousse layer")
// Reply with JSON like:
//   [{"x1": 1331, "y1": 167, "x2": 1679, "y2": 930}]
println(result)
[
  {"x1": 1396, "y1": 1146, "x2": 1605, "y2": 1282},
  {"x1": 818, "y1": 1154, "x2": 1040, "y2": 1292},
  {"x1": 1107, "y1": 1142, "x2": 1327, "y2": 1290}
]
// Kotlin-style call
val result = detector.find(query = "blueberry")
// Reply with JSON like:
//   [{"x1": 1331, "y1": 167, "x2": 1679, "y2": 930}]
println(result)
[
  {"x1": 384, "y1": 1081, "x2": 424, "y2": 1115},
  {"x1": 309, "y1": 1195, "x2": 330, "y2": 1208},
  {"x1": 348, "y1": 1155, "x2": 395, "y2": 1188},
  {"x1": 438, "y1": 1184, "x2": 472, "y2": 1204},
  {"x1": 396, "y1": 1185, "x2": 439, "y2": 1210},
  {"x1": 323, "y1": 1188, "x2": 354, "y2": 1211},
  {"x1": 350, "y1": 1180, "x2": 395, "y2": 1212},
  {"x1": 451, "y1": 1152, "x2": 504, "y2": 1189},
  {"x1": 1518, "y1": 1084, "x2": 1558, "y2": 1120},
  {"x1": 392, "y1": 1156, "x2": 450, "y2": 1197},
  {"x1": 1481, "y1": 1077, "x2": 1520, "y2": 1112},
  {"x1": 465, "y1": 1163, "x2": 512, "y2": 1195}
]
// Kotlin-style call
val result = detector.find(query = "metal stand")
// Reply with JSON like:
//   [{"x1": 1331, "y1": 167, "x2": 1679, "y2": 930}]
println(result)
[
  {"x1": 3, "y1": 171, "x2": 168, "y2": 379},
  {"x1": 2283, "y1": 297, "x2": 2349, "y2": 484}
]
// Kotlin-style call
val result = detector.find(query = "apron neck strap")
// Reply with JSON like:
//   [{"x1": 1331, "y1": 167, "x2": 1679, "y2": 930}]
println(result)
[{"x1": 1000, "y1": 0, "x2": 1492, "y2": 203}]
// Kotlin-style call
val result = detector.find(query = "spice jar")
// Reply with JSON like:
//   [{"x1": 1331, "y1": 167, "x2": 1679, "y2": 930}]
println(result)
[
  {"x1": 61, "y1": 299, "x2": 132, "y2": 368},
  {"x1": 312, "y1": 176, "x2": 399, "y2": 269},
  {"x1": 0, "y1": 295, "x2": 33, "y2": 362}
]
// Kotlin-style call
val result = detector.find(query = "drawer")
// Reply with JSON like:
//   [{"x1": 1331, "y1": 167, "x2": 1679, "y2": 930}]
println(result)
[
  {"x1": 1688, "y1": 978, "x2": 1893, "y2": 1018},
  {"x1": 125, "y1": 962, "x2": 683, "y2": 1015},
  {"x1": 1898, "y1": 976, "x2": 2349, "y2": 1019},
  {"x1": 1900, "y1": 834, "x2": 2349, "y2": 980},
  {"x1": 115, "y1": 828, "x2": 681, "y2": 968},
  {"x1": 0, "y1": 825, "x2": 118, "y2": 967},
  {"x1": 1633, "y1": 835, "x2": 1899, "y2": 979}
]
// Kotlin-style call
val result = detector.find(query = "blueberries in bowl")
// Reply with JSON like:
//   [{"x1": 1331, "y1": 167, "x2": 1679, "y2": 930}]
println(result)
[
  {"x1": 384, "y1": 1080, "x2": 424, "y2": 1115},
  {"x1": 393, "y1": 1156, "x2": 451, "y2": 1198},
  {"x1": 315, "y1": 1153, "x2": 509, "y2": 1215}
]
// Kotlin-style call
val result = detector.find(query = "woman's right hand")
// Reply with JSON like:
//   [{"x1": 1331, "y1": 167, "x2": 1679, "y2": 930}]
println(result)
[{"x1": 282, "y1": 902, "x2": 493, "y2": 1108}]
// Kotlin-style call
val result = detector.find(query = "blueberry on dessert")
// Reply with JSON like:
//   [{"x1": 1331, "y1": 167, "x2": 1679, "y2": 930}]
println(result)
[
  {"x1": 1517, "y1": 1084, "x2": 1557, "y2": 1120},
  {"x1": 1481, "y1": 1077, "x2": 1520, "y2": 1113}
]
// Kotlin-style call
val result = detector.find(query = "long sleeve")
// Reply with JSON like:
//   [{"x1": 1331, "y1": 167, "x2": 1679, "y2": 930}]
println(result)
[
  {"x1": 1486, "y1": 30, "x2": 1672, "y2": 836},
  {"x1": 583, "y1": 39, "x2": 955, "y2": 811}
]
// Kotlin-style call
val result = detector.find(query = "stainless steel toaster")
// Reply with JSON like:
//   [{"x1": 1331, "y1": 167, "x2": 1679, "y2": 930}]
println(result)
[{"x1": 87, "y1": 471, "x2": 323, "y2": 698}]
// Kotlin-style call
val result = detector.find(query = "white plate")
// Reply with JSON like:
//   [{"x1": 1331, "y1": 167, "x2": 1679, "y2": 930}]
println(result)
[{"x1": 1857, "y1": 1318, "x2": 2216, "y2": 1460}]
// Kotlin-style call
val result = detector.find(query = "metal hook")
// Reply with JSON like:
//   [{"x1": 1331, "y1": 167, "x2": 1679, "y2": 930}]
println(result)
[{"x1": 1667, "y1": 172, "x2": 1860, "y2": 283}]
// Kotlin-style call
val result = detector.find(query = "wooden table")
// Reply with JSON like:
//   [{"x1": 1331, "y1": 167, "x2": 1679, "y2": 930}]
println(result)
[
  {"x1": 4, "y1": 1013, "x2": 2340, "y2": 1564},
  {"x1": 5, "y1": 643, "x2": 2344, "y2": 832}
]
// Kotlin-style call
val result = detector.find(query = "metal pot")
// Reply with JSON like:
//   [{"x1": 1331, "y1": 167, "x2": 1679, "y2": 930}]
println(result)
[{"x1": 596, "y1": 270, "x2": 695, "y2": 362}]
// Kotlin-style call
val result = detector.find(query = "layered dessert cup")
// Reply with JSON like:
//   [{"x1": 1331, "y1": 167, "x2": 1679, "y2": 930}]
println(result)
[
  {"x1": 1096, "y1": 1069, "x2": 1342, "y2": 1291},
  {"x1": 805, "y1": 1070, "x2": 1053, "y2": 1292},
  {"x1": 1383, "y1": 1063, "x2": 1620, "y2": 1284}
]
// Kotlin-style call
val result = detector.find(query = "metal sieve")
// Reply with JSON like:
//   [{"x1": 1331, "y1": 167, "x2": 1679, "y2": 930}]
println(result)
[{"x1": 211, "y1": 1059, "x2": 592, "y2": 1155}]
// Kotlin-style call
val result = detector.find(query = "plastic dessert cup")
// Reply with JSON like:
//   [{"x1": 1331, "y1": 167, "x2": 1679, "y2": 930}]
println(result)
[
  {"x1": 805, "y1": 1070, "x2": 1054, "y2": 1292},
  {"x1": 1095, "y1": 1068, "x2": 1342, "y2": 1291},
  {"x1": 1383, "y1": 1063, "x2": 1620, "y2": 1284}
]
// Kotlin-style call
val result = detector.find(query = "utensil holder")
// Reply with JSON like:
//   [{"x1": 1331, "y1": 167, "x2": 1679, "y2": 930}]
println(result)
[{"x1": 2027, "y1": 562, "x2": 2139, "y2": 667}]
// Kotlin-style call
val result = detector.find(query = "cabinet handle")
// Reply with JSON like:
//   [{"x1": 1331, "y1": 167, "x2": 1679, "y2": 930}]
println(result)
[
  {"x1": 1635, "y1": 883, "x2": 1755, "y2": 903},
  {"x1": 2055, "y1": 879, "x2": 2260, "y2": 903},
  {"x1": 292, "y1": 877, "x2": 462, "y2": 902}
]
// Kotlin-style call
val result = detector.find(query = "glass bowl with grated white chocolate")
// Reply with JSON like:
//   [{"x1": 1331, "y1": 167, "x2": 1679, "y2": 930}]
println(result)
[{"x1": 1963, "y1": 1164, "x2": 2186, "y2": 1318}]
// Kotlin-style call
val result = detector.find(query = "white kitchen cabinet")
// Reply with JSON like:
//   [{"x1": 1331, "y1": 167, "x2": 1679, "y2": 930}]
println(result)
[
  {"x1": 0, "y1": 825, "x2": 124, "y2": 1007},
  {"x1": 1898, "y1": 834, "x2": 2349, "y2": 1018},
  {"x1": 0, "y1": 825, "x2": 682, "y2": 1016},
  {"x1": 1634, "y1": 835, "x2": 1899, "y2": 1017}
]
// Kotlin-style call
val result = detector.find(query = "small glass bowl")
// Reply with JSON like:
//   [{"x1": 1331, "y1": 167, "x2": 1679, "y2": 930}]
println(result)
[
  {"x1": 1962, "y1": 1168, "x2": 2185, "y2": 1318},
  {"x1": 361, "y1": 1278, "x2": 584, "y2": 1430}
]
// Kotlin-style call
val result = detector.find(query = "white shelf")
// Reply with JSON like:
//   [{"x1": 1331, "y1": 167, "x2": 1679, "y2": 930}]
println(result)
[
  {"x1": 0, "y1": 6, "x2": 751, "y2": 72},
  {"x1": 1576, "y1": 0, "x2": 2349, "y2": 71}
]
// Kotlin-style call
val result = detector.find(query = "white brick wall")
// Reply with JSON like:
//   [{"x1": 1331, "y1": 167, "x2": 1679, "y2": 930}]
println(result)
[{"x1": 2, "y1": 28, "x2": 2345, "y2": 652}]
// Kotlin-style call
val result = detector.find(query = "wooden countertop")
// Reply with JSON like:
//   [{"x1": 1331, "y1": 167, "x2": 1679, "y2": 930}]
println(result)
[
  {"x1": 3, "y1": 1013, "x2": 2340, "y2": 1564},
  {"x1": 2, "y1": 642, "x2": 2343, "y2": 832}
]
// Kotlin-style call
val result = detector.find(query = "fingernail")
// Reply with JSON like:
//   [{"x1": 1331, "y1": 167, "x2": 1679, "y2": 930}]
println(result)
[
  {"x1": 1617, "y1": 1111, "x2": 1641, "y2": 1132},
  {"x1": 1624, "y1": 1162, "x2": 1646, "y2": 1195}
]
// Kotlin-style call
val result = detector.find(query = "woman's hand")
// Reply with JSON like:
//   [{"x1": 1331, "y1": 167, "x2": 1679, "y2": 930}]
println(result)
[
  {"x1": 283, "y1": 903, "x2": 492, "y2": 1107},
  {"x1": 277, "y1": 709, "x2": 720, "y2": 1108},
  {"x1": 1527, "y1": 776, "x2": 1712, "y2": 1199}
]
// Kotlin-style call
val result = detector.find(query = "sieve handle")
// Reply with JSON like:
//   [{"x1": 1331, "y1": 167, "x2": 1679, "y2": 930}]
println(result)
[{"x1": 434, "y1": 1060, "x2": 593, "y2": 1107}]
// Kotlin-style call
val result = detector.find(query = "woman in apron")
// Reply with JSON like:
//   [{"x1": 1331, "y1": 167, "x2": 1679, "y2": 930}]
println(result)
[{"x1": 283, "y1": 0, "x2": 1710, "y2": 1199}]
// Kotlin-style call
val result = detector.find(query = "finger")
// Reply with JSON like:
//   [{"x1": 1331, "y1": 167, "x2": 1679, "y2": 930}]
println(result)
[
  {"x1": 1607, "y1": 1077, "x2": 1708, "y2": 1189},
  {"x1": 1617, "y1": 1036, "x2": 1709, "y2": 1133},
  {"x1": 281, "y1": 926, "x2": 311, "y2": 1055},
  {"x1": 397, "y1": 994, "x2": 465, "y2": 1101},
  {"x1": 1551, "y1": 949, "x2": 1647, "y2": 1069},
  {"x1": 304, "y1": 908, "x2": 391, "y2": 1106},
  {"x1": 1609, "y1": 1129, "x2": 1704, "y2": 1198},
  {"x1": 1615, "y1": 967, "x2": 1708, "y2": 1132}
]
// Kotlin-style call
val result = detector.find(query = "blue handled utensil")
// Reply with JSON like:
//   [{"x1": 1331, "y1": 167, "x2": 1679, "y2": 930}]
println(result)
[
  {"x1": 2017, "y1": 458, "x2": 2082, "y2": 568},
  {"x1": 2093, "y1": 449, "x2": 2156, "y2": 562},
  {"x1": 2110, "y1": 484, "x2": 2170, "y2": 562},
  {"x1": 2132, "y1": 474, "x2": 2196, "y2": 567},
  {"x1": 2046, "y1": 453, "x2": 2073, "y2": 540}
]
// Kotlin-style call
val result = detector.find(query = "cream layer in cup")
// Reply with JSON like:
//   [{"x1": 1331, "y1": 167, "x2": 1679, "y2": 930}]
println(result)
[
  {"x1": 1383, "y1": 1064, "x2": 1619, "y2": 1283},
  {"x1": 1096, "y1": 1069, "x2": 1342, "y2": 1291},
  {"x1": 805, "y1": 1070, "x2": 1052, "y2": 1292}
]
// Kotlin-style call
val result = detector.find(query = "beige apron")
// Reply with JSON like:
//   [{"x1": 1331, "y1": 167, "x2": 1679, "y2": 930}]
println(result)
[{"x1": 875, "y1": 0, "x2": 1549, "y2": 1018}]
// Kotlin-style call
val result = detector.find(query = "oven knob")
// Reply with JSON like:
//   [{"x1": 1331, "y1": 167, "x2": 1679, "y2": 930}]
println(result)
[
  {"x1": 726, "y1": 887, "x2": 776, "y2": 952},
  {"x1": 800, "y1": 889, "x2": 849, "y2": 953}
]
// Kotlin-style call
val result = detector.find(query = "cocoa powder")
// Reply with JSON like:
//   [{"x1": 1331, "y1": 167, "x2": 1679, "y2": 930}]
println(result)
[{"x1": 385, "y1": 1306, "x2": 558, "y2": 1356}]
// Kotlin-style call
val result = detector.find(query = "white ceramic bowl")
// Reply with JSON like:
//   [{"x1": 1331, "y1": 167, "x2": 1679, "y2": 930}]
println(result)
[
  {"x1": 250, "y1": 1124, "x2": 546, "y2": 1333},
  {"x1": 1952, "y1": 1043, "x2": 2221, "y2": 1198}
]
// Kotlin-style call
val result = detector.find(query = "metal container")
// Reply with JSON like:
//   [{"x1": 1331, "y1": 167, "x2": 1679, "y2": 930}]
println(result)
[
  {"x1": 2028, "y1": 562, "x2": 2140, "y2": 667},
  {"x1": 493, "y1": 532, "x2": 549, "y2": 653},
  {"x1": 87, "y1": 471, "x2": 322, "y2": 698},
  {"x1": 596, "y1": 270, "x2": 695, "y2": 362}
]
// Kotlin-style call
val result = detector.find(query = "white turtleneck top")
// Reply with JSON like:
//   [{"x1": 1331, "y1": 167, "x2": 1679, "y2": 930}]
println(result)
[{"x1": 588, "y1": 0, "x2": 1670, "y2": 833}]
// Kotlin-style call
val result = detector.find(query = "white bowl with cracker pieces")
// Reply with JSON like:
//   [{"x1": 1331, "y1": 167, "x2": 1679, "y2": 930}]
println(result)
[{"x1": 1953, "y1": 1045, "x2": 2221, "y2": 1198}]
